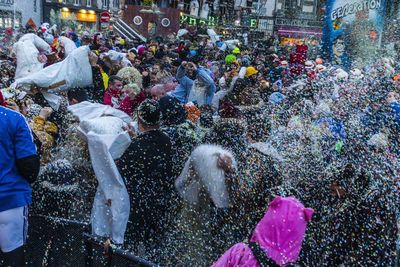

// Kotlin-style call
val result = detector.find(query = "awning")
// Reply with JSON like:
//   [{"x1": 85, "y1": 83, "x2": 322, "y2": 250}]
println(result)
[{"x1": 276, "y1": 27, "x2": 322, "y2": 37}]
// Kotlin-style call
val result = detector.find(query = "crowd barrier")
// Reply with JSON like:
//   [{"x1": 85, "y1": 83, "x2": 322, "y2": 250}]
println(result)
[{"x1": 0, "y1": 214, "x2": 160, "y2": 267}]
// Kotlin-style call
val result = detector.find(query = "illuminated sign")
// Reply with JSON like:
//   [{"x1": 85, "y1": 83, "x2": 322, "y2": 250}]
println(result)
[
  {"x1": 179, "y1": 14, "x2": 217, "y2": 26},
  {"x1": 241, "y1": 17, "x2": 259, "y2": 28}
]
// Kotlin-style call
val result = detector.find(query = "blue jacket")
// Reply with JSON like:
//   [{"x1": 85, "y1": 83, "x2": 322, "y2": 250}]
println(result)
[
  {"x1": 0, "y1": 107, "x2": 36, "y2": 212},
  {"x1": 170, "y1": 65, "x2": 215, "y2": 106},
  {"x1": 391, "y1": 102, "x2": 400, "y2": 127}
]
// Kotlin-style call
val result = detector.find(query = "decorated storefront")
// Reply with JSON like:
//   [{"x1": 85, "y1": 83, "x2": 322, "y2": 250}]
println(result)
[
  {"x1": 275, "y1": 17, "x2": 323, "y2": 46},
  {"x1": 122, "y1": 5, "x2": 180, "y2": 39},
  {"x1": 42, "y1": 2, "x2": 106, "y2": 32}
]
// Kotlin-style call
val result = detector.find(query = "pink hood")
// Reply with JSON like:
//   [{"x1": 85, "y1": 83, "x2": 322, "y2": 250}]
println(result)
[
  {"x1": 212, "y1": 196, "x2": 313, "y2": 267},
  {"x1": 250, "y1": 196, "x2": 314, "y2": 266}
]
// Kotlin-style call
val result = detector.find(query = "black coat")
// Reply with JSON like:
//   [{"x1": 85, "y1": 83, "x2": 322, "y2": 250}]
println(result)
[{"x1": 118, "y1": 130, "x2": 174, "y2": 243}]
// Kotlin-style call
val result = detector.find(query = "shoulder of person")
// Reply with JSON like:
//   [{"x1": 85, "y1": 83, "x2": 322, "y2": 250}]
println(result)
[{"x1": 1, "y1": 106, "x2": 26, "y2": 124}]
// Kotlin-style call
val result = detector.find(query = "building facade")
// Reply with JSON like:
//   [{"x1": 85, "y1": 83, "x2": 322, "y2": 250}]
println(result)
[
  {"x1": 0, "y1": 0, "x2": 42, "y2": 31},
  {"x1": 251, "y1": 0, "x2": 324, "y2": 42},
  {"x1": 42, "y1": 0, "x2": 121, "y2": 31}
]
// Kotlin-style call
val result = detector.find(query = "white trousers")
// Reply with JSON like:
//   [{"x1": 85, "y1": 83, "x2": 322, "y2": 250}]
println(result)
[{"x1": 0, "y1": 206, "x2": 28, "y2": 253}]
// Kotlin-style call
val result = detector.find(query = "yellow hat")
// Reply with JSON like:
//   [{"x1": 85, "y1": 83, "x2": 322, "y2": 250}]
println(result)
[
  {"x1": 232, "y1": 47, "x2": 240, "y2": 54},
  {"x1": 246, "y1": 66, "x2": 258, "y2": 77}
]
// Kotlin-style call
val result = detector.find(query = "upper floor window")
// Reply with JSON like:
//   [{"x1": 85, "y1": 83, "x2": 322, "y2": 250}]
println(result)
[
  {"x1": 103, "y1": 0, "x2": 109, "y2": 9},
  {"x1": 87, "y1": 0, "x2": 92, "y2": 7},
  {"x1": 113, "y1": 0, "x2": 120, "y2": 9},
  {"x1": 74, "y1": 0, "x2": 81, "y2": 5}
]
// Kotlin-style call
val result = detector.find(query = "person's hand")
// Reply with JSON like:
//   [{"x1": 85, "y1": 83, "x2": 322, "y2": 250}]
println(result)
[
  {"x1": 181, "y1": 61, "x2": 188, "y2": 67},
  {"x1": 123, "y1": 123, "x2": 137, "y2": 139},
  {"x1": 88, "y1": 51, "x2": 99, "y2": 66},
  {"x1": 39, "y1": 107, "x2": 53, "y2": 120},
  {"x1": 20, "y1": 101, "x2": 28, "y2": 116},
  {"x1": 6, "y1": 100, "x2": 20, "y2": 113},
  {"x1": 216, "y1": 154, "x2": 235, "y2": 173},
  {"x1": 37, "y1": 54, "x2": 47, "y2": 64}
]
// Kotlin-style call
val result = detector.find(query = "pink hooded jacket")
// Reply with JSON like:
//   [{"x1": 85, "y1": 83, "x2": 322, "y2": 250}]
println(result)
[{"x1": 212, "y1": 196, "x2": 314, "y2": 267}]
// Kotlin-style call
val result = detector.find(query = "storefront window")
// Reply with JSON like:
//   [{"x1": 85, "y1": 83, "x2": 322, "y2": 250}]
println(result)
[{"x1": 0, "y1": 11, "x2": 21, "y2": 30}]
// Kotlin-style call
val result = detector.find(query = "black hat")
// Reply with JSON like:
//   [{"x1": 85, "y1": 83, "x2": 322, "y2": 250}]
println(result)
[{"x1": 137, "y1": 99, "x2": 161, "y2": 126}]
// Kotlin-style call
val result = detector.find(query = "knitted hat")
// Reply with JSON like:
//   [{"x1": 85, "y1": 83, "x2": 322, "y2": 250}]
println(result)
[
  {"x1": 225, "y1": 54, "x2": 237, "y2": 64},
  {"x1": 269, "y1": 92, "x2": 285, "y2": 105},
  {"x1": 245, "y1": 66, "x2": 258, "y2": 77},
  {"x1": 137, "y1": 45, "x2": 146, "y2": 56},
  {"x1": 137, "y1": 99, "x2": 161, "y2": 126},
  {"x1": 250, "y1": 196, "x2": 314, "y2": 266}
]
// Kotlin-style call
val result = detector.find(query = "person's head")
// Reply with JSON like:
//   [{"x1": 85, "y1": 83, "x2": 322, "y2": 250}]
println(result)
[
  {"x1": 81, "y1": 34, "x2": 92, "y2": 46},
  {"x1": 128, "y1": 48, "x2": 137, "y2": 62},
  {"x1": 133, "y1": 58, "x2": 141, "y2": 66},
  {"x1": 185, "y1": 61, "x2": 197, "y2": 78},
  {"x1": 108, "y1": 75, "x2": 124, "y2": 91},
  {"x1": 137, "y1": 99, "x2": 161, "y2": 132},
  {"x1": 67, "y1": 88, "x2": 88, "y2": 105},
  {"x1": 250, "y1": 196, "x2": 313, "y2": 266},
  {"x1": 151, "y1": 63, "x2": 161, "y2": 74},
  {"x1": 260, "y1": 79, "x2": 270, "y2": 90},
  {"x1": 150, "y1": 84, "x2": 166, "y2": 100},
  {"x1": 159, "y1": 95, "x2": 187, "y2": 126},
  {"x1": 93, "y1": 33, "x2": 105, "y2": 46}
]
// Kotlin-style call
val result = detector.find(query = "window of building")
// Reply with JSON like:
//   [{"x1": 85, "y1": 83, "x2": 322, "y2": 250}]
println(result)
[
  {"x1": 103, "y1": 0, "x2": 109, "y2": 9},
  {"x1": 87, "y1": 0, "x2": 92, "y2": 7},
  {"x1": 303, "y1": 0, "x2": 314, "y2": 13},
  {"x1": 74, "y1": 0, "x2": 81, "y2": 5},
  {"x1": 0, "y1": 11, "x2": 22, "y2": 30},
  {"x1": 276, "y1": 0, "x2": 284, "y2": 10},
  {"x1": 113, "y1": 0, "x2": 120, "y2": 9}
]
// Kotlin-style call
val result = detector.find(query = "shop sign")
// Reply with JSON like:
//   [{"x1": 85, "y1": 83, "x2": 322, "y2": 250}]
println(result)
[
  {"x1": 100, "y1": 11, "x2": 111, "y2": 23},
  {"x1": 275, "y1": 18, "x2": 322, "y2": 28},
  {"x1": 241, "y1": 17, "x2": 258, "y2": 28},
  {"x1": 179, "y1": 14, "x2": 217, "y2": 27},
  {"x1": 0, "y1": 0, "x2": 14, "y2": 6}
]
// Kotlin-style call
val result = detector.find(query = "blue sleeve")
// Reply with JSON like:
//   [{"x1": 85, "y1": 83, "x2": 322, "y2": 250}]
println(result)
[
  {"x1": 176, "y1": 65, "x2": 187, "y2": 82},
  {"x1": 14, "y1": 115, "x2": 37, "y2": 159},
  {"x1": 197, "y1": 69, "x2": 216, "y2": 105}
]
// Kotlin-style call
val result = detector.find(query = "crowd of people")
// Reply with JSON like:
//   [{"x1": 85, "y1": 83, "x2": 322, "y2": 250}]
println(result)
[{"x1": 0, "y1": 23, "x2": 399, "y2": 266}]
